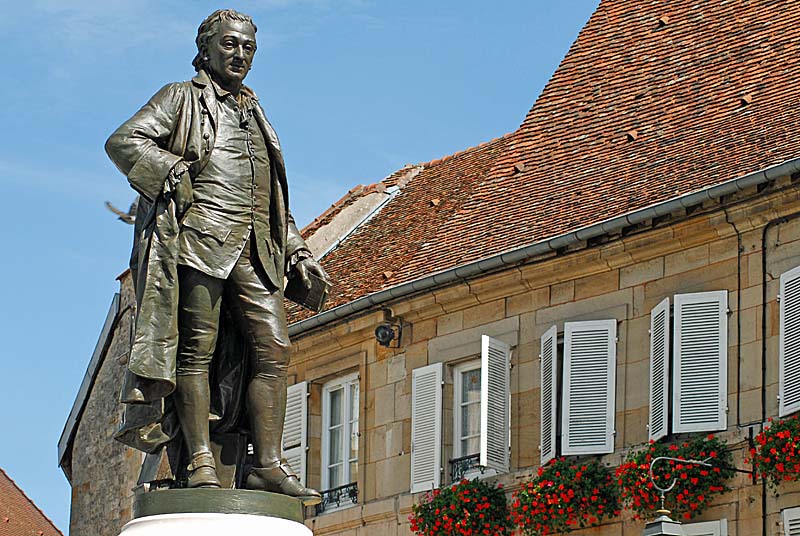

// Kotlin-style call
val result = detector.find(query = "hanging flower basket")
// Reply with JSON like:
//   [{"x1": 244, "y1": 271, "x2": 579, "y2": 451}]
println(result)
[
  {"x1": 510, "y1": 457, "x2": 621, "y2": 535},
  {"x1": 616, "y1": 435, "x2": 734, "y2": 521},
  {"x1": 749, "y1": 415, "x2": 800, "y2": 490},
  {"x1": 409, "y1": 478, "x2": 512, "y2": 536}
]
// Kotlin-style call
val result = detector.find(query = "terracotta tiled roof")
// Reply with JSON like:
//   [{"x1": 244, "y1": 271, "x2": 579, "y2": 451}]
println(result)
[
  {"x1": 300, "y1": 165, "x2": 421, "y2": 240},
  {"x1": 0, "y1": 468, "x2": 63, "y2": 536},
  {"x1": 287, "y1": 135, "x2": 511, "y2": 321},
  {"x1": 289, "y1": 0, "x2": 800, "y2": 324}
]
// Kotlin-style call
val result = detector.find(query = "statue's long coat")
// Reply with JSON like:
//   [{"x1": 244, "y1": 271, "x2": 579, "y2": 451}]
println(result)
[{"x1": 106, "y1": 70, "x2": 307, "y2": 453}]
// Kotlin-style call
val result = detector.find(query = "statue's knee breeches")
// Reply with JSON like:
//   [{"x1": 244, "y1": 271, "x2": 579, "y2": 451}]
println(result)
[
  {"x1": 250, "y1": 337, "x2": 291, "y2": 379},
  {"x1": 176, "y1": 265, "x2": 224, "y2": 375}
]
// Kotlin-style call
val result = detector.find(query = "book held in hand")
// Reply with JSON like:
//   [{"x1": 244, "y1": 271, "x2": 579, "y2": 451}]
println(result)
[{"x1": 285, "y1": 271, "x2": 331, "y2": 312}]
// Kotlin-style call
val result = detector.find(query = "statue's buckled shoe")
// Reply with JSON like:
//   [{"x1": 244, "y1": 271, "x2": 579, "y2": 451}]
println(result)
[
  {"x1": 187, "y1": 451, "x2": 221, "y2": 488},
  {"x1": 246, "y1": 460, "x2": 322, "y2": 506}
]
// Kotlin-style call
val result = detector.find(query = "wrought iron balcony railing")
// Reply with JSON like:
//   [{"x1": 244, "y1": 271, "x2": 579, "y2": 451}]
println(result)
[
  {"x1": 449, "y1": 453, "x2": 485, "y2": 482},
  {"x1": 315, "y1": 482, "x2": 359, "y2": 515}
]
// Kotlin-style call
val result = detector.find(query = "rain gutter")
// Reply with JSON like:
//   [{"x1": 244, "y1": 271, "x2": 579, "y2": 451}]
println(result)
[{"x1": 289, "y1": 157, "x2": 800, "y2": 338}]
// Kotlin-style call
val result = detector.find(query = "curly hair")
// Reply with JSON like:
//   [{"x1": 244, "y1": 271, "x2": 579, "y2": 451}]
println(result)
[{"x1": 192, "y1": 9, "x2": 257, "y2": 72}]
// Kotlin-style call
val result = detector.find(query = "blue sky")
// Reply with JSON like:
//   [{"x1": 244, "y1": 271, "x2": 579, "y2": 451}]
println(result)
[{"x1": 0, "y1": 0, "x2": 598, "y2": 531}]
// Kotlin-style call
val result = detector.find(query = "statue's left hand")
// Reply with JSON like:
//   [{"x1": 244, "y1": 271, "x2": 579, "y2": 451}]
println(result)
[{"x1": 295, "y1": 258, "x2": 329, "y2": 289}]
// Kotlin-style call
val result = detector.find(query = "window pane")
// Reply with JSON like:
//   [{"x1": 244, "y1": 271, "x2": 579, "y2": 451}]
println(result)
[
  {"x1": 461, "y1": 436, "x2": 480, "y2": 456},
  {"x1": 350, "y1": 382, "x2": 359, "y2": 420},
  {"x1": 461, "y1": 369, "x2": 481, "y2": 404},
  {"x1": 349, "y1": 461, "x2": 358, "y2": 483},
  {"x1": 330, "y1": 387, "x2": 343, "y2": 426},
  {"x1": 461, "y1": 402, "x2": 480, "y2": 440},
  {"x1": 329, "y1": 426, "x2": 342, "y2": 465},
  {"x1": 328, "y1": 464, "x2": 342, "y2": 488}
]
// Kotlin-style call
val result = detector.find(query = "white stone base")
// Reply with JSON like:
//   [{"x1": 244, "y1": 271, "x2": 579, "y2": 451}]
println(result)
[{"x1": 119, "y1": 513, "x2": 312, "y2": 536}]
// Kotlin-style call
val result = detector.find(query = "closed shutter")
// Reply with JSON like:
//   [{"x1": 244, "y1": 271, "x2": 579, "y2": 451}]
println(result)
[
  {"x1": 480, "y1": 335, "x2": 511, "y2": 473},
  {"x1": 673, "y1": 291, "x2": 728, "y2": 433},
  {"x1": 562, "y1": 320, "x2": 617, "y2": 455},
  {"x1": 684, "y1": 519, "x2": 727, "y2": 536},
  {"x1": 540, "y1": 326, "x2": 558, "y2": 465},
  {"x1": 784, "y1": 507, "x2": 800, "y2": 536},
  {"x1": 780, "y1": 266, "x2": 800, "y2": 417},
  {"x1": 282, "y1": 381, "x2": 308, "y2": 485},
  {"x1": 649, "y1": 298, "x2": 670, "y2": 442},
  {"x1": 411, "y1": 363, "x2": 443, "y2": 493}
]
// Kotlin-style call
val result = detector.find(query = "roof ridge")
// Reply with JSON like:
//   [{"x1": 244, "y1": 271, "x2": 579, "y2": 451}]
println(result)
[
  {"x1": 418, "y1": 133, "x2": 514, "y2": 168},
  {"x1": 0, "y1": 467, "x2": 64, "y2": 535}
]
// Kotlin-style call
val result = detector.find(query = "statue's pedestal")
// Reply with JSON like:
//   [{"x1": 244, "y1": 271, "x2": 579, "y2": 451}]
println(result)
[
  {"x1": 119, "y1": 488, "x2": 311, "y2": 535},
  {"x1": 119, "y1": 513, "x2": 311, "y2": 535}
]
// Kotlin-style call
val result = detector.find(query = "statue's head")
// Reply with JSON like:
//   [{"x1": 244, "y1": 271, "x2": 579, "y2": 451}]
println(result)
[{"x1": 193, "y1": 9, "x2": 257, "y2": 89}]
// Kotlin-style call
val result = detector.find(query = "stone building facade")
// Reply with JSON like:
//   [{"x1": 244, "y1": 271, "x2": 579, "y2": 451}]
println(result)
[
  {"x1": 295, "y1": 179, "x2": 800, "y2": 535},
  {"x1": 61, "y1": 0, "x2": 800, "y2": 535}
]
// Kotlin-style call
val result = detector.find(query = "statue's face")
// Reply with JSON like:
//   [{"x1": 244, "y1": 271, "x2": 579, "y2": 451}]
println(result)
[{"x1": 207, "y1": 20, "x2": 257, "y2": 88}]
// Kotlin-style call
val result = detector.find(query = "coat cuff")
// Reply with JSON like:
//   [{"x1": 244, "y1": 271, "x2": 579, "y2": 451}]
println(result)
[{"x1": 287, "y1": 249, "x2": 313, "y2": 274}]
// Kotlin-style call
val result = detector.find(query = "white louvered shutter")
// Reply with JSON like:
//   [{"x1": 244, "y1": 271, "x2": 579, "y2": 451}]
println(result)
[
  {"x1": 780, "y1": 266, "x2": 800, "y2": 417},
  {"x1": 649, "y1": 298, "x2": 670, "y2": 442},
  {"x1": 683, "y1": 519, "x2": 726, "y2": 536},
  {"x1": 282, "y1": 381, "x2": 308, "y2": 485},
  {"x1": 480, "y1": 335, "x2": 511, "y2": 473},
  {"x1": 411, "y1": 363, "x2": 443, "y2": 493},
  {"x1": 784, "y1": 507, "x2": 800, "y2": 536},
  {"x1": 562, "y1": 320, "x2": 617, "y2": 455},
  {"x1": 673, "y1": 291, "x2": 728, "y2": 433},
  {"x1": 540, "y1": 326, "x2": 558, "y2": 465}
]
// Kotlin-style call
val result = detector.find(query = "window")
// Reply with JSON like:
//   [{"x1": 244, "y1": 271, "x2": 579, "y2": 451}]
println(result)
[
  {"x1": 410, "y1": 335, "x2": 511, "y2": 492},
  {"x1": 321, "y1": 374, "x2": 359, "y2": 493},
  {"x1": 453, "y1": 361, "x2": 482, "y2": 459},
  {"x1": 647, "y1": 291, "x2": 728, "y2": 438},
  {"x1": 540, "y1": 320, "x2": 617, "y2": 462}
]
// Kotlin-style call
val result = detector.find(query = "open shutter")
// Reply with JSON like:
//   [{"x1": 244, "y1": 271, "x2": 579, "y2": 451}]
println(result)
[
  {"x1": 649, "y1": 298, "x2": 670, "y2": 442},
  {"x1": 540, "y1": 326, "x2": 558, "y2": 465},
  {"x1": 282, "y1": 381, "x2": 308, "y2": 485},
  {"x1": 673, "y1": 291, "x2": 728, "y2": 432},
  {"x1": 684, "y1": 520, "x2": 727, "y2": 536},
  {"x1": 480, "y1": 335, "x2": 511, "y2": 473},
  {"x1": 780, "y1": 266, "x2": 800, "y2": 417},
  {"x1": 562, "y1": 320, "x2": 617, "y2": 455},
  {"x1": 411, "y1": 363, "x2": 443, "y2": 493},
  {"x1": 784, "y1": 507, "x2": 800, "y2": 536}
]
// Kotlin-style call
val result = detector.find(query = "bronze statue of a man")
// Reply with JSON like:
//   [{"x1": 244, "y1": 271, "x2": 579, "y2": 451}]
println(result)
[{"x1": 105, "y1": 9, "x2": 325, "y2": 504}]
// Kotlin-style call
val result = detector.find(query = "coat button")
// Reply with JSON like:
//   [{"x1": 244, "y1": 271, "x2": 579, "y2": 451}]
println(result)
[{"x1": 203, "y1": 133, "x2": 210, "y2": 140}]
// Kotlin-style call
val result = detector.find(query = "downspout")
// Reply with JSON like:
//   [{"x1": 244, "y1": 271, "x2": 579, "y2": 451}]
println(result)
[{"x1": 290, "y1": 157, "x2": 800, "y2": 338}]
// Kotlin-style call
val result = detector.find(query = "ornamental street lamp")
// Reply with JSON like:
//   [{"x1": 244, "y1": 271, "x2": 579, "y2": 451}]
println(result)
[{"x1": 641, "y1": 456, "x2": 715, "y2": 536}]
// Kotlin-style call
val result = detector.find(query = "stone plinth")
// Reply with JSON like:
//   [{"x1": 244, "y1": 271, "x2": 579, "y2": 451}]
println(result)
[
  {"x1": 119, "y1": 488, "x2": 311, "y2": 535},
  {"x1": 119, "y1": 513, "x2": 311, "y2": 535}
]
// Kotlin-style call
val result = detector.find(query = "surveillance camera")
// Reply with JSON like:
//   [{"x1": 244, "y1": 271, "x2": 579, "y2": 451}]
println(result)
[{"x1": 375, "y1": 322, "x2": 398, "y2": 347}]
